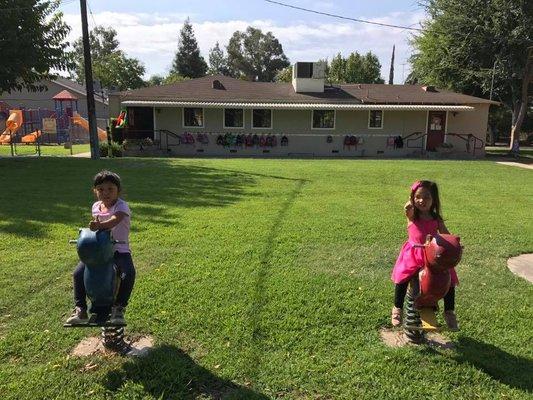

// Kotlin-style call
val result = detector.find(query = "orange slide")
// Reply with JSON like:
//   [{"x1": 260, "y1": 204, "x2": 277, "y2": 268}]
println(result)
[
  {"x1": 21, "y1": 130, "x2": 42, "y2": 143},
  {"x1": 0, "y1": 110, "x2": 23, "y2": 144},
  {"x1": 71, "y1": 112, "x2": 108, "y2": 142}
]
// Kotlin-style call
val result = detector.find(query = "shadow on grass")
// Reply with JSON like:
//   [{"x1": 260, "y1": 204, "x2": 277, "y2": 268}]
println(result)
[
  {"x1": 104, "y1": 345, "x2": 268, "y2": 399},
  {"x1": 0, "y1": 158, "x2": 260, "y2": 238},
  {"x1": 454, "y1": 337, "x2": 533, "y2": 392},
  {"x1": 245, "y1": 178, "x2": 307, "y2": 378}
]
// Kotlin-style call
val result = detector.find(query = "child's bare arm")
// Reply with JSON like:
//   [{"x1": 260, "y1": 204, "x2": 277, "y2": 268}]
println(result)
[
  {"x1": 404, "y1": 200, "x2": 414, "y2": 222},
  {"x1": 89, "y1": 212, "x2": 127, "y2": 231}
]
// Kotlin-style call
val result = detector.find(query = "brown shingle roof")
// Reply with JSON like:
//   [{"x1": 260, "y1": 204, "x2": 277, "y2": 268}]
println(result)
[{"x1": 118, "y1": 75, "x2": 496, "y2": 105}]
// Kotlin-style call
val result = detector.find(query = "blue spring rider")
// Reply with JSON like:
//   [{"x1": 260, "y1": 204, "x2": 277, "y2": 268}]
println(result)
[{"x1": 64, "y1": 228, "x2": 125, "y2": 327}]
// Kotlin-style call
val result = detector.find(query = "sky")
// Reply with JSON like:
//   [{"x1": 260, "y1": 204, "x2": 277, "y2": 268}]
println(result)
[{"x1": 60, "y1": 0, "x2": 427, "y2": 84}]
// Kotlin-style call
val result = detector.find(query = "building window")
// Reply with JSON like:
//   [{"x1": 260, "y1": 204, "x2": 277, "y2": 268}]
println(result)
[
  {"x1": 312, "y1": 110, "x2": 335, "y2": 129},
  {"x1": 368, "y1": 110, "x2": 383, "y2": 129},
  {"x1": 252, "y1": 109, "x2": 272, "y2": 129},
  {"x1": 224, "y1": 108, "x2": 244, "y2": 128},
  {"x1": 183, "y1": 107, "x2": 204, "y2": 127}
]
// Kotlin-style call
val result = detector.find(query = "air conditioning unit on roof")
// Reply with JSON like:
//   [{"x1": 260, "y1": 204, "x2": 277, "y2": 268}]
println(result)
[{"x1": 292, "y1": 61, "x2": 326, "y2": 93}]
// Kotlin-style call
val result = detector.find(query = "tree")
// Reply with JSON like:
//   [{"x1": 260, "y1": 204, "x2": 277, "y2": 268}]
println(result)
[
  {"x1": 71, "y1": 26, "x2": 145, "y2": 91},
  {"x1": 327, "y1": 52, "x2": 384, "y2": 84},
  {"x1": 0, "y1": 0, "x2": 72, "y2": 94},
  {"x1": 328, "y1": 53, "x2": 346, "y2": 83},
  {"x1": 410, "y1": 0, "x2": 533, "y2": 149},
  {"x1": 274, "y1": 66, "x2": 293, "y2": 82},
  {"x1": 226, "y1": 27, "x2": 290, "y2": 81},
  {"x1": 163, "y1": 73, "x2": 190, "y2": 85},
  {"x1": 171, "y1": 18, "x2": 207, "y2": 78},
  {"x1": 146, "y1": 74, "x2": 165, "y2": 86},
  {"x1": 208, "y1": 42, "x2": 232, "y2": 76}
]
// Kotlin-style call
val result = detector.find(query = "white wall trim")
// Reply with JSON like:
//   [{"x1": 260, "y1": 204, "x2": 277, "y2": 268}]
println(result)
[
  {"x1": 251, "y1": 108, "x2": 273, "y2": 130},
  {"x1": 182, "y1": 107, "x2": 205, "y2": 128},
  {"x1": 310, "y1": 109, "x2": 336, "y2": 130},
  {"x1": 368, "y1": 110, "x2": 384, "y2": 129},
  {"x1": 223, "y1": 108, "x2": 245, "y2": 129}
]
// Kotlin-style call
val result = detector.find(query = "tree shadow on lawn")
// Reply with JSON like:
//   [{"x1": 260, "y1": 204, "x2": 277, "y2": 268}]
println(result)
[
  {"x1": 0, "y1": 158, "x2": 264, "y2": 238},
  {"x1": 104, "y1": 345, "x2": 269, "y2": 399},
  {"x1": 454, "y1": 336, "x2": 533, "y2": 393}
]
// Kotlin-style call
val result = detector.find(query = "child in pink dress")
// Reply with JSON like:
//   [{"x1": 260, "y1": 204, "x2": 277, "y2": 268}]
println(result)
[{"x1": 391, "y1": 180, "x2": 459, "y2": 329}]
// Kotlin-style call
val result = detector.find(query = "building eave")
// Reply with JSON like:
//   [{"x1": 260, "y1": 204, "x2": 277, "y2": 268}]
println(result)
[{"x1": 121, "y1": 100, "x2": 475, "y2": 111}]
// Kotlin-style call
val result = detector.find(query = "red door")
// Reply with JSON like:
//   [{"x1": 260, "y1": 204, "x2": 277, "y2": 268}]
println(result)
[{"x1": 426, "y1": 111, "x2": 446, "y2": 151}]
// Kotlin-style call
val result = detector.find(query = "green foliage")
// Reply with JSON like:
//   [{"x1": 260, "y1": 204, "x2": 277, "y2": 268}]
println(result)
[
  {"x1": 0, "y1": 158, "x2": 532, "y2": 399},
  {"x1": 227, "y1": 27, "x2": 290, "y2": 81},
  {"x1": 410, "y1": 0, "x2": 533, "y2": 110},
  {"x1": 98, "y1": 140, "x2": 123, "y2": 157},
  {"x1": 171, "y1": 18, "x2": 207, "y2": 78},
  {"x1": 0, "y1": 0, "x2": 72, "y2": 94},
  {"x1": 162, "y1": 73, "x2": 190, "y2": 85},
  {"x1": 207, "y1": 42, "x2": 232, "y2": 76},
  {"x1": 71, "y1": 26, "x2": 146, "y2": 91},
  {"x1": 274, "y1": 66, "x2": 292, "y2": 82},
  {"x1": 145, "y1": 75, "x2": 165, "y2": 86},
  {"x1": 327, "y1": 52, "x2": 384, "y2": 84}
]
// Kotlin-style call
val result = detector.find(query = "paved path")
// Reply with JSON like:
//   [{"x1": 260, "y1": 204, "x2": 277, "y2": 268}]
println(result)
[
  {"x1": 72, "y1": 152, "x2": 91, "y2": 158},
  {"x1": 507, "y1": 254, "x2": 533, "y2": 283},
  {"x1": 496, "y1": 162, "x2": 533, "y2": 170}
]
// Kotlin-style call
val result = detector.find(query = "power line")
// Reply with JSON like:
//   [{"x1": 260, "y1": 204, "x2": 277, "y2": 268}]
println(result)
[
  {"x1": 264, "y1": 0, "x2": 423, "y2": 32},
  {"x1": 87, "y1": 0, "x2": 98, "y2": 29}
]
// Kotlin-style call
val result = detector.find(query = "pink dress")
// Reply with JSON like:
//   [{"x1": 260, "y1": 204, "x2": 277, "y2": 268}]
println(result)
[{"x1": 391, "y1": 218, "x2": 459, "y2": 285}]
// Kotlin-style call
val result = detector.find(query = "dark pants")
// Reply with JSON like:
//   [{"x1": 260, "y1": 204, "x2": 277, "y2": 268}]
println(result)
[
  {"x1": 394, "y1": 281, "x2": 455, "y2": 311},
  {"x1": 73, "y1": 252, "x2": 136, "y2": 309}
]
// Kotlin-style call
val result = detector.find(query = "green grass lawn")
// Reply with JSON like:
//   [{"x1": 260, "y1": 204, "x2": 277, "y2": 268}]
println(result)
[
  {"x1": 0, "y1": 143, "x2": 90, "y2": 157},
  {"x1": 0, "y1": 157, "x2": 531, "y2": 399}
]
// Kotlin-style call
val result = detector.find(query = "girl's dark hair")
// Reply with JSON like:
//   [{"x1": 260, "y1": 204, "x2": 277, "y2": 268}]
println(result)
[
  {"x1": 410, "y1": 180, "x2": 442, "y2": 220},
  {"x1": 93, "y1": 170, "x2": 121, "y2": 190}
]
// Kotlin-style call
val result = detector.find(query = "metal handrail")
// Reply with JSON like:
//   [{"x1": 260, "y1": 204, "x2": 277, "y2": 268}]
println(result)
[{"x1": 446, "y1": 133, "x2": 484, "y2": 156}]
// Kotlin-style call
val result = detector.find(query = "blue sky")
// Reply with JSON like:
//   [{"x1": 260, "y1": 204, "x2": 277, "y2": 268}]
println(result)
[{"x1": 60, "y1": 0, "x2": 426, "y2": 83}]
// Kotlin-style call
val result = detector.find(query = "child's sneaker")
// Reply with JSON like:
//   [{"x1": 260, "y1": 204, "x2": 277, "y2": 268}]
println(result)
[
  {"x1": 444, "y1": 310, "x2": 459, "y2": 331},
  {"x1": 109, "y1": 306, "x2": 126, "y2": 325},
  {"x1": 391, "y1": 306, "x2": 403, "y2": 327},
  {"x1": 65, "y1": 306, "x2": 88, "y2": 324}
]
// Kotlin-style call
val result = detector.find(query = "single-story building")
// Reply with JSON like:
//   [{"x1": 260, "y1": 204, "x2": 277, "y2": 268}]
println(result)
[{"x1": 110, "y1": 62, "x2": 497, "y2": 157}]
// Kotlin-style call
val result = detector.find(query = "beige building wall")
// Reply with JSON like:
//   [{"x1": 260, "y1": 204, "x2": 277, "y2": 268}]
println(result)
[{"x1": 121, "y1": 103, "x2": 489, "y2": 158}]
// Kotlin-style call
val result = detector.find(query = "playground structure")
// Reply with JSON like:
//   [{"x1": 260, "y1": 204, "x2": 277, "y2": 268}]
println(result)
[
  {"x1": 64, "y1": 228, "x2": 130, "y2": 354},
  {"x1": 0, "y1": 90, "x2": 109, "y2": 156},
  {"x1": 403, "y1": 233, "x2": 462, "y2": 343}
]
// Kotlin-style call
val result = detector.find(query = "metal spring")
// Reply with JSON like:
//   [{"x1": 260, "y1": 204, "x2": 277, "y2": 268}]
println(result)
[
  {"x1": 403, "y1": 277, "x2": 426, "y2": 344},
  {"x1": 101, "y1": 327, "x2": 130, "y2": 354}
]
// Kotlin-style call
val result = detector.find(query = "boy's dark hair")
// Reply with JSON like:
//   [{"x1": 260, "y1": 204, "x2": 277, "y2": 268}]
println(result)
[
  {"x1": 93, "y1": 170, "x2": 121, "y2": 190},
  {"x1": 410, "y1": 180, "x2": 442, "y2": 220}
]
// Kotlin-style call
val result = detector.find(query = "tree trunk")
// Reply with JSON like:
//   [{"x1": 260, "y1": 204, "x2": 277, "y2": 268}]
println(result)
[{"x1": 509, "y1": 48, "x2": 533, "y2": 151}]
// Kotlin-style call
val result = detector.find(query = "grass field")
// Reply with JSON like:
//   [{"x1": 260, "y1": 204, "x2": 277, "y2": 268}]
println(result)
[
  {"x1": 0, "y1": 157, "x2": 531, "y2": 399},
  {"x1": 0, "y1": 143, "x2": 90, "y2": 157}
]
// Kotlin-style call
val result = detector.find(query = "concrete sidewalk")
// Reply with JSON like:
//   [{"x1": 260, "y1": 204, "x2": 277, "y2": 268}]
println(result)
[{"x1": 507, "y1": 254, "x2": 533, "y2": 283}]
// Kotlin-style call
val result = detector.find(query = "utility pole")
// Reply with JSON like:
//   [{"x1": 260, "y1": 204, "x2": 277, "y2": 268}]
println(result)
[{"x1": 80, "y1": 0, "x2": 99, "y2": 159}]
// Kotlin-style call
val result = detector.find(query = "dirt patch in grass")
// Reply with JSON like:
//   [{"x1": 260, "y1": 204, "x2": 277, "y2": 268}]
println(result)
[
  {"x1": 72, "y1": 335, "x2": 154, "y2": 357},
  {"x1": 380, "y1": 328, "x2": 454, "y2": 349}
]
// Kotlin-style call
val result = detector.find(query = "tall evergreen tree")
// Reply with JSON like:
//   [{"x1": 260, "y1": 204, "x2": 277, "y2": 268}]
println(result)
[
  {"x1": 328, "y1": 53, "x2": 346, "y2": 83},
  {"x1": 328, "y1": 52, "x2": 383, "y2": 84},
  {"x1": 0, "y1": 0, "x2": 72, "y2": 93},
  {"x1": 171, "y1": 18, "x2": 207, "y2": 78},
  {"x1": 207, "y1": 42, "x2": 231, "y2": 76},
  {"x1": 388, "y1": 45, "x2": 395, "y2": 84}
]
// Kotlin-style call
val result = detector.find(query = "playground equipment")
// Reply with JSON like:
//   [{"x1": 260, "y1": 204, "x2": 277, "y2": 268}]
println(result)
[
  {"x1": 21, "y1": 130, "x2": 42, "y2": 143},
  {"x1": 71, "y1": 112, "x2": 108, "y2": 142},
  {"x1": 64, "y1": 228, "x2": 129, "y2": 353},
  {"x1": 403, "y1": 233, "x2": 462, "y2": 343},
  {"x1": 0, "y1": 110, "x2": 23, "y2": 144}
]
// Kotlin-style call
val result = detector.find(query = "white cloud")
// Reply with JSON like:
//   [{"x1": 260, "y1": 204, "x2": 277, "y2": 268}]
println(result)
[{"x1": 63, "y1": 10, "x2": 425, "y2": 83}]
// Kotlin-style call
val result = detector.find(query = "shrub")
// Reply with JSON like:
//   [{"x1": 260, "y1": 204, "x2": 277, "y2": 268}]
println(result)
[{"x1": 99, "y1": 141, "x2": 123, "y2": 157}]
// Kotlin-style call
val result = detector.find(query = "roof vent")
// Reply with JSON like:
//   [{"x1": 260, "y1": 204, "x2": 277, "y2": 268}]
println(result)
[
  {"x1": 422, "y1": 85, "x2": 437, "y2": 92},
  {"x1": 212, "y1": 80, "x2": 225, "y2": 90}
]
